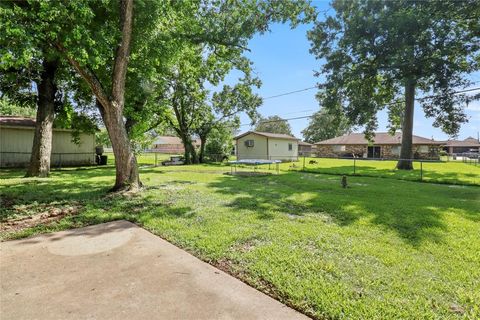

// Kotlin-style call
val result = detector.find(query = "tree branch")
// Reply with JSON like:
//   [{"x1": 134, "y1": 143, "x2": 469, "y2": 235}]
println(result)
[
  {"x1": 111, "y1": 0, "x2": 134, "y2": 109},
  {"x1": 54, "y1": 42, "x2": 111, "y2": 110}
]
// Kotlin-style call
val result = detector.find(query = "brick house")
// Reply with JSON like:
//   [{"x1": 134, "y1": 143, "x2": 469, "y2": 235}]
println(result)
[
  {"x1": 152, "y1": 136, "x2": 200, "y2": 154},
  {"x1": 315, "y1": 132, "x2": 442, "y2": 159}
]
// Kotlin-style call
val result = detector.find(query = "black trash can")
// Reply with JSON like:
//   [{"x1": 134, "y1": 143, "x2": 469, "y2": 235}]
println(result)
[{"x1": 100, "y1": 155, "x2": 108, "y2": 165}]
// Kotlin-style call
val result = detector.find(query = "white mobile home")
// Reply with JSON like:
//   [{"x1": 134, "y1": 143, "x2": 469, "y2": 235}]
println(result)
[
  {"x1": 234, "y1": 131, "x2": 299, "y2": 161},
  {"x1": 0, "y1": 116, "x2": 96, "y2": 168}
]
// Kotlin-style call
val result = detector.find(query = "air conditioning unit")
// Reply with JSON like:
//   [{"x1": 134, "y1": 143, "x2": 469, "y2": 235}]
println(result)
[{"x1": 244, "y1": 140, "x2": 254, "y2": 147}]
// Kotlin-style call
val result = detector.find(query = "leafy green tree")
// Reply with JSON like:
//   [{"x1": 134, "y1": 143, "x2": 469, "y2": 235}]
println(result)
[
  {"x1": 254, "y1": 115, "x2": 293, "y2": 135},
  {"x1": 0, "y1": 97, "x2": 36, "y2": 117},
  {"x1": 205, "y1": 122, "x2": 238, "y2": 161},
  {"x1": 308, "y1": 0, "x2": 480, "y2": 169},
  {"x1": 95, "y1": 129, "x2": 111, "y2": 148},
  {"x1": 301, "y1": 109, "x2": 352, "y2": 143},
  {"x1": 1, "y1": 1, "x2": 100, "y2": 178},
  {"x1": 148, "y1": 0, "x2": 314, "y2": 164},
  {"x1": 2, "y1": 0, "x2": 315, "y2": 188},
  {"x1": 0, "y1": 1, "x2": 61, "y2": 177},
  {"x1": 195, "y1": 75, "x2": 261, "y2": 163}
]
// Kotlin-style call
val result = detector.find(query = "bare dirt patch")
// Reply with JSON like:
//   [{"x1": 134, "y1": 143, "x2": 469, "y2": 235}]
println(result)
[
  {"x1": 0, "y1": 195, "x2": 17, "y2": 209},
  {"x1": 0, "y1": 203, "x2": 82, "y2": 233}
]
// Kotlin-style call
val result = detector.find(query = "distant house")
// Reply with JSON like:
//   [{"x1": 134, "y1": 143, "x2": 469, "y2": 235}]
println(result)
[
  {"x1": 0, "y1": 116, "x2": 95, "y2": 168},
  {"x1": 298, "y1": 141, "x2": 315, "y2": 156},
  {"x1": 441, "y1": 137, "x2": 480, "y2": 154},
  {"x1": 234, "y1": 131, "x2": 299, "y2": 161},
  {"x1": 152, "y1": 136, "x2": 200, "y2": 154},
  {"x1": 315, "y1": 132, "x2": 442, "y2": 159}
]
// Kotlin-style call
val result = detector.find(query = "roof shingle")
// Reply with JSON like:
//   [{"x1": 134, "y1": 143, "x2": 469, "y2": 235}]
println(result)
[{"x1": 315, "y1": 132, "x2": 442, "y2": 145}]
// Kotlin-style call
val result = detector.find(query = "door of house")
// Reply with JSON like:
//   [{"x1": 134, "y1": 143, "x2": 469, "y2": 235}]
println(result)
[{"x1": 367, "y1": 146, "x2": 381, "y2": 158}]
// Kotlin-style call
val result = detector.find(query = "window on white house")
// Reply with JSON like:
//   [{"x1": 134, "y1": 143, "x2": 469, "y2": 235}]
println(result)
[
  {"x1": 333, "y1": 145, "x2": 346, "y2": 152},
  {"x1": 418, "y1": 145, "x2": 429, "y2": 153},
  {"x1": 288, "y1": 143, "x2": 293, "y2": 151},
  {"x1": 244, "y1": 140, "x2": 254, "y2": 147}
]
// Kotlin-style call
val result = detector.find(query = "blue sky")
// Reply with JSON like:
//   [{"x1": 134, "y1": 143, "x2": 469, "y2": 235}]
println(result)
[{"x1": 232, "y1": 3, "x2": 480, "y2": 141}]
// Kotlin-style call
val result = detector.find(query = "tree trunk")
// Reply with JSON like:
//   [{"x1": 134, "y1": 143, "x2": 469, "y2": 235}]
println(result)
[
  {"x1": 98, "y1": 101, "x2": 141, "y2": 191},
  {"x1": 397, "y1": 77, "x2": 415, "y2": 170},
  {"x1": 56, "y1": 0, "x2": 139, "y2": 191},
  {"x1": 199, "y1": 135, "x2": 207, "y2": 163},
  {"x1": 183, "y1": 137, "x2": 198, "y2": 164},
  {"x1": 25, "y1": 58, "x2": 58, "y2": 178}
]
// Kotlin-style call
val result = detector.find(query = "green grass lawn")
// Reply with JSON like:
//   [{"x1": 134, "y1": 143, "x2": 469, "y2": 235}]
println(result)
[
  {"x1": 105, "y1": 152, "x2": 480, "y2": 185},
  {"x1": 103, "y1": 152, "x2": 178, "y2": 166},
  {"x1": 1, "y1": 165, "x2": 479, "y2": 319},
  {"x1": 285, "y1": 157, "x2": 480, "y2": 186}
]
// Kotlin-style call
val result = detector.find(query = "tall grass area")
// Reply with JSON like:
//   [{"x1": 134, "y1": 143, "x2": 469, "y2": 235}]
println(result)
[{"x1": 1, "y1": 165, "x2": 479, "y2": 319}]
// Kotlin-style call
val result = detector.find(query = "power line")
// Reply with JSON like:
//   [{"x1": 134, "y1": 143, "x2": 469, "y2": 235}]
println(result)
[
  {"x1": 240, "y1": 115, "x2": 312, "y2": 127},
  {"x1": 259, "y1": 81, "x2": 480, "y2": 102},
  {"x1": 262, "y1": 86, "x2": 317, "y2": 100},
  {"x1": 245, "y1": 86, "x2": 480, "y2": 127}
]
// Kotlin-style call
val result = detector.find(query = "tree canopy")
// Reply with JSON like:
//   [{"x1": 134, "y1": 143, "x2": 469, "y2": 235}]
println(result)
[
  {"x1": 254, "y1": 115, "x2": 293, "y2": 135},
  {"x1": 308, "y1": 0, "x2": 480, "y2": 169},
  {"x1": 301, "y1": 109, "x2": 352, "y2": 143},
  {"x1": 1, "y1": 0, "x2": 316, "y2": 187}
]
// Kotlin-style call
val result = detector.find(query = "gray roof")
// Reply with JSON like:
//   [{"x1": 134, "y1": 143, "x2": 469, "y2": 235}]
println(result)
[
  {"x1": 298, "y1": 141, "x2": 313, "y2": 146},
  {"x1": 153, "y1": 136, "x2": 201, "y2": 145},
  {"x1": 0, "y1": 116, "x2": 36, "y2": 127},
  {"x1": 154, "y1": 136, "x2": 183, "y2": 145},
  {"x1": 234, "y1": 131, "x2": 299, "y2": 141},
  {"x1": 315, "y1": 132, "x2": 442, "y2": 145},
  {"x1": 442, "y1": 137, "x2": 480, "y2": 147}
]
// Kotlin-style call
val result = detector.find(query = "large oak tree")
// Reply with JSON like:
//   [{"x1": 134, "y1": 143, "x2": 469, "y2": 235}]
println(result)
[
  {"x1": 308, "y1": 0, "x2": 480, "y2": 169},
  {"x1": 0, "y1": 2, "x2": 62, "y2": 177}
]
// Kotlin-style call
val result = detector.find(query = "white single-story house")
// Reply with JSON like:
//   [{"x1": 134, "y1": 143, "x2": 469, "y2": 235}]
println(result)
[
  {"x1": 234, "y1": 131, "x2": 299, "y2": 161},
  {"x1": 0, "y1": 116, "x2": 96, "y2": 168}
]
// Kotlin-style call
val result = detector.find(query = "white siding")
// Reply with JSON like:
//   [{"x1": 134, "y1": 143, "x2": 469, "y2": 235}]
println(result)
[
  {"x1": 236, "y1": 133, "x2": 268, "y2": 160},
  {"x1": 0, "y1": 126, "x2": 95, "y2": 167},
  {"x1": 267, "y1": 138, "x2": 298, "y2": 161},
  {"x1": 235, "y1": 133, "x2": 298, "y2": 161}
]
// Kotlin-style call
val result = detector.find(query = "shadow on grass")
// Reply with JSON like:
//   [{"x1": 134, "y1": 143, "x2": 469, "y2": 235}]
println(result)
[{"x1": 208, "y1": 172, "x2": 480, "y2": 246}]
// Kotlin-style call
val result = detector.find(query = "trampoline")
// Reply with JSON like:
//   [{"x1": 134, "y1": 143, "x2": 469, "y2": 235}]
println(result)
[{"x1": 228, "y1": 159, "x2": 281, "y2": 175}]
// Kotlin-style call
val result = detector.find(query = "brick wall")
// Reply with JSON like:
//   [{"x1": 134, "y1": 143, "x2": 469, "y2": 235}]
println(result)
[{"x1": 315, "y1": 144, "x2": 439, "y2": 159}]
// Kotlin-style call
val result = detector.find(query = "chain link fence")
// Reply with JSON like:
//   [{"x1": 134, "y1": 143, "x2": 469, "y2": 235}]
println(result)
[{"x1": 2, "y1": 151, "x2": 477, "y2": 185}]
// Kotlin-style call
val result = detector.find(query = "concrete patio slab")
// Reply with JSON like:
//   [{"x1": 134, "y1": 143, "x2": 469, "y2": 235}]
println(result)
[{"x1": 0, "y1": 220, "x2": 309, "y2": 320}]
